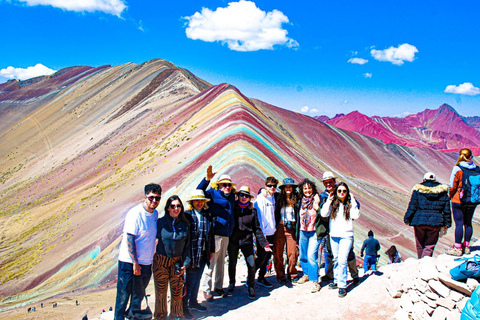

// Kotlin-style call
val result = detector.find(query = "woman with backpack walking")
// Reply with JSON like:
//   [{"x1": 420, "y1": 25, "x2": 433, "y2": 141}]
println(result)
[{"x1": 447, "y1": 148, "x2": 480, "y2": 256}]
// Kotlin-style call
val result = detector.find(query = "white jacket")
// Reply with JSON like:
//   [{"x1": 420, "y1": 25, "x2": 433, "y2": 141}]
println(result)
[{"x1": 321, "y1": 198, "x2": 360, "y2": 238}]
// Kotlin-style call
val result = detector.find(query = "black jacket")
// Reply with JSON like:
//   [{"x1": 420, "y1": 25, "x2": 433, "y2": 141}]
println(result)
[
  {"x1": 230, "y1": 203, "x2": 269, "y2": 248},
  {"x1": 404, "y1": 181, "x2": 452, "y2": 227},
  {"x1": 156, "y1": 214, "x2": 191, "y2": 268}
]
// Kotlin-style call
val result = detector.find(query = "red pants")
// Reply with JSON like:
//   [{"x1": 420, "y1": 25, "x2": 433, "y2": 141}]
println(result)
[
  {"x1": 414, "y1": 225, "x2": 441, "y2": 258},
  {"x1": 273, "y1": 222, "x2": 299, "y2": 281}
]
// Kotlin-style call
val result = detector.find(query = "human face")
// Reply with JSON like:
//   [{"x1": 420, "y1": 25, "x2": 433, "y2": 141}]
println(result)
[
  {"x1": 220, "y1": 183, "x2": 232, "y2": 195},
  {"x1": 144, "y1": 192, "x2": 161, "y2": 213},
  {"x1": 284, "y1": 185, "x2": 293, "y2": 194},
  {"x1": 323, "y1": 179, "x2": 336, "y2": 193},
  {"x1": 303, "y1": 184, "x2": 313, "y2": 197},
  {"x1": 168, "y1": 200, "x2": 182, "y2": 218},
  {"x1": 337, "y1": 187, "x2": 348, "y2": 201},
  {"x1": 238, "y1": 193, "x2": 251, "y2": 204},
  {"x1": 192, "y1": 200, "x2": 205, "y2": 211},
  {"x1": 266, "y1": 183, "x2": 277, "y2": 196}
]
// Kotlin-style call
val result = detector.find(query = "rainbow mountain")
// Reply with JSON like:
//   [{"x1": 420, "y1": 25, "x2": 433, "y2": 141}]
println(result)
[{"x1": 0, "y1": 59, "x2": 472, "y2": 310}]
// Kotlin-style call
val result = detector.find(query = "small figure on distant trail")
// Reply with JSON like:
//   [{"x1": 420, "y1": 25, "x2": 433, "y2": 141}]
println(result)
[
  {"x1": 361, "y1": 230, "x2": 381, "y2": 274},
  {"x1": 75, "y1": 300, "x2": 79, "y2": 306},
  {"x1": 114, "y1": 183, "x2": 161, "y2": 320},
  {"x1": 404, "y1": 172, "x2": 451, "y2": 258},
  {"x1": 197, "y1": 165, "x2": 236, "y2": 300},
  {"x1": 109, "y1": 306, "x2": 113, "y2": 311},
  {"x1": 385, "y1": 245, "x2": 402, "y2": 264},
  {"x1": 447, "y1": 148, "x2": 479, "y2": 256},
  {"x1": 82, "y1": 314, "x2": 88, "y2": 320},
  {"x1": 27, "y1": 307, "x2": 31, "y2": 313},
  {"x1": 41, "y1": 302, "x2": 43, "y2": 308}
]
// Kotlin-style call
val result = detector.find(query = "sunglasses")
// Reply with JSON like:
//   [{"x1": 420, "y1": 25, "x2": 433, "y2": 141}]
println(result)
[
  {"x1": 266, "y1": 184, "x2": 277, "y2": 188},
  {"x1": 239, "y1": 194, "x2": 250, "y2": 198},
  {"x1": 169, "y1": 204, "x2": 182, "y2": 209},
  {"x1": 221, "y1": 183, "x2": 232, "y2": 188},
  {"x1": 337, "y1": 189, "x2": 347, "y2": 194},
  {"x1": 147, "y1": 196, "x2": 161, "y2": 202}
]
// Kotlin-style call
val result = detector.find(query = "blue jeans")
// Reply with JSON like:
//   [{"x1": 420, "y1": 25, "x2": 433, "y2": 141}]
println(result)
[
  {"x1": 330, "y1": 236, "x2": 353, "y2": 289},
  {"x1": 114, "y1": 261, "x2": 152, "y2": 320},
  {"x1": 299, "y1": 230, "x2": 320, "y2": 282},
  {"x1": 363, "y1": 254, "x2": 377, "y2": 273},
  {"x1": 184, "y1": 260, "x2": 207, "y2": 306}
]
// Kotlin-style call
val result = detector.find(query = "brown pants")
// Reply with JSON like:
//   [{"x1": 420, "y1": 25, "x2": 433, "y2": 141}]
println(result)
[
  {"x1": 153, "y1": 253, "x2": 184, "y2": 319},
  {"x1": 414, "y1": 225, "x2": 441, "y2": 258},
  {"x1": 273, "y1": 222, "x2": 299, "y2": 281}
]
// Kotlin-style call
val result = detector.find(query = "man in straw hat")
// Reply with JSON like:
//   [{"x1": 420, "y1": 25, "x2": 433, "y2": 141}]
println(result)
[
  {"x1": 197, "y1": 165, "x2": 236, "y2": 300},
  {"x1": 227, "y1": 186, "x2": 272, "y2": 299},
  {"x1": 183, "y1": 190, "x2": 215, "y2": 318}
]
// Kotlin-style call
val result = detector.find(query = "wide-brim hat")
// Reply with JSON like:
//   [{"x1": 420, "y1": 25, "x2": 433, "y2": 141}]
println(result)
[
  {"x1": 279, "y1": 177, "x2": 297, "y2": 189},
  {"x1": 186, "y1": 189, "x2": 210, "y2": 202},
  {"x1": 321, "y1": 171, "x2": 337, "y2": 181},
  {"x1": 423, "y1": 172, "x2": 436, "y2": 181},
  {"x1": 237, "y1": 186, "x2": 253, "y2": 198},
  {"x1": 217, "y1": 174, "x2": 236, "y2": 186}
]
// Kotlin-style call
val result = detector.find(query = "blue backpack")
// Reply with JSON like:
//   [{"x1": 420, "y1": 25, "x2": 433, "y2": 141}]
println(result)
[
  {"x1": 462, "y1": 286, "x2": 480, "y2": 320},
  {"x1": 459, "y1": 166, "x2": 480, "y2": 205}
]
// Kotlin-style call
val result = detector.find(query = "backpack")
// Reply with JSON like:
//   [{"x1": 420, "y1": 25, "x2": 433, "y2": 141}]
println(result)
[
  {"x1": 450, "y1": 254, "x2": 480, "y2": 281},
  {"x1": 459, "y1": 166, "x2": 480, "y2": 205}
]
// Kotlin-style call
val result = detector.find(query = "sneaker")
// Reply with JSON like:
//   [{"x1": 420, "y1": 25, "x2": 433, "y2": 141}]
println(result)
[
  {"x1": 328, "y1": 282, "x2": 338, "y2": 290},
  {"x1": 278, "y1": 279, "x2": 287, "y2": 286},
  {"x1": 227, "y1": 283, "x2": 235, "y2": 293},
  {"x1": 447, "y1": 246, "x2": 463, "y2": 257},
  {"x1": 311, "y1": 282, "x2": 321, "y2": 293},
  {"x1": 214, "y1": 288, "x2": 228, "y2": 297},
  {"x1": 321, "y1": 274, "x2": 334, "y2": 282},
  {"x1": 248, "y1": 287, "x2": 256, "y2": 300},
  {"x1": 296, "y1": 275, "x2": 309, "y2": 285},
  {"x1": 464, "y1": 246, "x2": 471, "y2": 255},
  {"x1": 183, "y1": 308, "x2": 194, "y2": 319},
  {"x1": 353, "y1": 277, "x2": 360, "y2": 286},
  {"x1": 203, "y1": 290, "x2": 214, "y2": 302},
  {"x1": 257, "y1": 278, "x2": 273, "y2": 288},
  {"x1": 338, "y1": 288, "x2": 347, "y2": 298},
  {"x1": 189, "y1": 303, "x2": 207, "y2": 312}
]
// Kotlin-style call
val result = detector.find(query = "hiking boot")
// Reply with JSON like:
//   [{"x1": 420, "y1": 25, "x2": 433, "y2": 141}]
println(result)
[
  {"x1": 189, "y1": 303, "x2": 207, "y2": 312},
  {"x1": 447, "y1": 247, "x2": 463, "y2": 257},
  {"x1": 296, "y1": 275, "x2": 309, "y2": 285},
  {"x1": 257, "y1": 278, "x2": 273, "y2": 288},
  {"x1": 321, "y1": 274, "x2": 334, "y2": 282},
  {"x1": 278, "y1": 279, "x2": 287, "y2": 286},
  {"x1": 338, "y1": 288, "x2": 347, "y2": 298},
  {"x1": 464, "y1": 246, "x2": 471, "y2": 255},
  {"x1": 227, "y1": 283, "x2": 235, "y2": 293},
  {"x1": 328, "y1": 282, "x2": 338, "y2": 290},
  {"x1": 248, "y1": 287, "x2": 256, "y2": 300},
  {"x1": 311, "y1": 282, "x2": 321, "y2": 293},
  {"x1": 203, "y1": 290, "x2": 214, "y2": 302},
  {"x1": 183, "y1": 308, "x2": 194, "y2": 319},
  {"x1": 353, "y1": 277, "x2": 360, "y2": 286}
]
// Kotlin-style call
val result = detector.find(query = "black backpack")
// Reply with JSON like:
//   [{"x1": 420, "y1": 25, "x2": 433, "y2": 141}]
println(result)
[{"x1": 459, "y1": 166, "x2": 480, "y2": 205}]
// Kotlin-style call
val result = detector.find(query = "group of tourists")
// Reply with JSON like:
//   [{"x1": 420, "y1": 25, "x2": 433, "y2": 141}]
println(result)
[{"x1": 113, "y1": 147, "x2": 479, "y2": 320}]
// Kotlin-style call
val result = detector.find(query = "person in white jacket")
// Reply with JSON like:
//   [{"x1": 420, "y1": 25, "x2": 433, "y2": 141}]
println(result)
[{"x1": 321, "y1": 182, "x2": 360, "y2": 298}]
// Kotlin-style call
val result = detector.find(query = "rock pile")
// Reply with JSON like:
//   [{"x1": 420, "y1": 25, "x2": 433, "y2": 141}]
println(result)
[{"x1": 383, "y1": 254, "x2": 478, "y2": 320}]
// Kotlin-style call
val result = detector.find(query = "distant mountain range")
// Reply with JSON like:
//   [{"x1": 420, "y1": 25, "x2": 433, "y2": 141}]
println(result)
[{"x1": 314, "y1": 104, "x2": 480, "y2": 154}]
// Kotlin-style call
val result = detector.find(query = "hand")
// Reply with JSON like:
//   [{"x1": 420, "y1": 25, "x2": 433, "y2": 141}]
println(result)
[
  {"x1": 206, "y1": 165, "x2": 216, "y2": 181},
  {"x1": 264, "y1": 244, "x2": 273, "y2": 252},
  {"x1": 133, "y1": 262, "x2": 141, "y2": 276},
  {"x1": 176, "y1": 266, "x2": 186, "y2": 277},
  {"x1": 314, "y1": 193, "x2": 320, "y2": 204},
  {"x1": 261, "y1": 188, "x2": 267, "y2": 197}
]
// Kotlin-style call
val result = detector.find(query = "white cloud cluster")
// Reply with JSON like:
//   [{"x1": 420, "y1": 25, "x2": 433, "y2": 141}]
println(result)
[
  {"x1": 445, "y1": 82, "x2": 480, "y2": 96},
  {"x1": 371, "y1": 43, "x2": 418, "y2": 65},
  {"x1": 348, "y1": 57, "x2": 368, "y2": 65},
  {"x1": 363, "y1": 73, "x2": 372, "y2": 78},
  {"x1": 0, "y1": 63, "x2": 57, "y2": 81},
  {"x1": 184, "y1": 0, "x2": 298, "y2": 52},
  {"x1": 17, "y1": 0, "x2": 127, "y2": 17},
  {"x1": 301, "y1": 106, "x2": 309, "y2": 112}
]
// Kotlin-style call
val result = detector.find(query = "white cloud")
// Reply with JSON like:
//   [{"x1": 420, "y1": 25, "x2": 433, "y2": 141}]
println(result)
[
  {"x1": 363, "y1": 73, "x2": 372, "y2": 78},
  {"x1": 184, "y1": 0, "x2": 298, "y2": 52},
  {"x1": 348, "y1": 57, "x2": 368, "y2": 65},
  {"x1": 370, "y1": 43, "x2": 418, "y2": 65},
  {"x1": 301, "y1": 106, "x2": 309, "y2": 112},
  {"x1": 445, "y1": 82, "x2": 480, "y2": 96},
  {"x1": 310, "y1": 108, "x2": 319, "y2": 113},
  {"x1": 17, "y1": 0, "x2": 126, "y2": 17},
  {"x1": 0, "y1": 63, "x2": 57, "y2": 81}
]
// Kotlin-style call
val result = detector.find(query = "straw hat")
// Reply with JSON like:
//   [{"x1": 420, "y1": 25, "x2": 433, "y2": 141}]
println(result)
[
  {"x1": 321, "y1": 171, "x2": 337, "y2": 181},
  {"x1": 237, "y1": 186, "x2": 253, "y2": 198},
  {"x1": 217, "y1": 174, "x2": 236, "y2": 186},
  {"x1": 186, "y1": 189, "x2": 210, "y2": 202}
]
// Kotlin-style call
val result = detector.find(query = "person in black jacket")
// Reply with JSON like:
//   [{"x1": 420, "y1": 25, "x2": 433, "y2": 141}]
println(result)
[
  {"x1": 404, "y1": 172, "x2": 452, "y2": 258},
  {"x1": 227, "y1": 186, "x2": 272, "y2": 300},
  {"x1": 182, "y1": 190, "x2": 215, "y2": 319},
  {"x1": 153, "y1": 195, "x2": 191, "y2": 320}
]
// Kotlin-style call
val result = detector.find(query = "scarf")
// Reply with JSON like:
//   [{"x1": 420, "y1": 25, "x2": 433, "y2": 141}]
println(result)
[{"x1": 301, "y1": 195, "x2": 314, "y2": 210}]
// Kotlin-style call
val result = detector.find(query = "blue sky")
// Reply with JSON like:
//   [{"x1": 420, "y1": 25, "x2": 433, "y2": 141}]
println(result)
[{"x1": 0, "y1": 0, "x2": 479, "y2": 117}]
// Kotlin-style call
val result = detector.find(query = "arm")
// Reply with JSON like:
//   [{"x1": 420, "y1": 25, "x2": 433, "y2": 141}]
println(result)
[
  {"x1": 404, "y1": 191, "x2": 418, "y2": 225},
  {"x1": 360, "y1": 240, "x2": 366, "y2": 257},
  {"x1": 126, "y1": 233, "x2": 141, "y2": 276},
  {"x1": 252, "y1": 208, "x2": 270, "y2": 248},
  {"x1": 182, "y1": 223, "x2": 192, "y2": 271},
  {"x1": 349, "y1": 195, "x2": 360, "y2": 220},
  {"x1": 449, "y1": 170, "x2": 461, "y2": 199},
  {"x1": 320, "y1": 197, "x2": 333, "y2": 217},
  {"x1": 443, "y1": 193, "x2": 452, "y2": 228}
]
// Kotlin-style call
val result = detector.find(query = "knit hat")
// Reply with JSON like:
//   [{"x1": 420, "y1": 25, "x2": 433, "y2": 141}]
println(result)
[{"x1": 423, "y1": 172, "x2": 436, "y2": 181}]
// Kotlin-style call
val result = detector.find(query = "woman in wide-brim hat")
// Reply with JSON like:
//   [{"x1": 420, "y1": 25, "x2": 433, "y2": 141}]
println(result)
[
  {"x1": 272, "y1": 178, "x2": 300, "y2": 285},
  {"x1": 182, "y1": 190, "x2": 215, "y2": 317}
]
